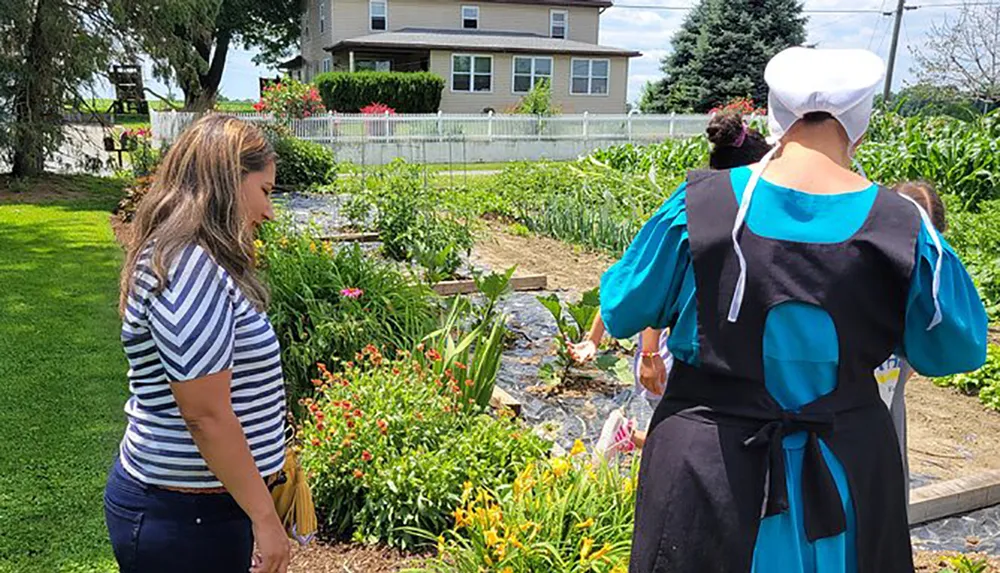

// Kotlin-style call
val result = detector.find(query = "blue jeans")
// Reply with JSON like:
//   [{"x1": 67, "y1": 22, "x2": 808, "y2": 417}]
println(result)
[{"x1": 103, "y1": 458, "x2": 253, "y2": 573}]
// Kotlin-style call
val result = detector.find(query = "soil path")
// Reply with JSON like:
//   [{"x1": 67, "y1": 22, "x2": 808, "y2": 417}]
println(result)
[{"x1": 473, "y1": 224, "x2": 1000, "y2": 484}]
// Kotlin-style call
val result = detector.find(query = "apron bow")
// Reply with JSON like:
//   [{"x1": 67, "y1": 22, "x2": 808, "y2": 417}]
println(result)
[{"x1": 742, "y1": 411, "x2": 846, "y2": 542}]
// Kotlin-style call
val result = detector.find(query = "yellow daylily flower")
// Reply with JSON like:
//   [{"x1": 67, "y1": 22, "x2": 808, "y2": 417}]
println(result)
[
  {"x1": 452, "y1": 507, "x2": 467, "y2": 528},
  {"x1": 551, "y1": 458, "x2": 571, "y2": 478},
  {"x1": 575, "y1": 517, "x2": 595, "y2": 530},
  {"x1": 580, "y1": 537, "x2": 595, "y2": 560},
  {"x1": 570, "y1": 439, "x2": 587, "y2": 456},
  {"x1": 484, "y1": 528, "x2": 501, "y2": 547},
  {"x1": 589, "y1": 543, "x2": 613, "y2": 562}
]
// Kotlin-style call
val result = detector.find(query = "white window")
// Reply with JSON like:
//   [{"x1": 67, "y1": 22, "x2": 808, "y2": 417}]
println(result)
[
  {"x1": 571, "y1": 58, "x2": 609, "y2": 95},
  {"x1": 370, "y1": 0, "x2": 387, "y2": 31},
  {"x1": 462, "y1": 5, "x2": 479, "y2": 29},
  {"x1": 322, "y1": 58, "x2": 332, "y2": 73},
  {"x1": 357, "y1": 60, "x2": 391, "y2": 72},
  {"x1": 451, "y1": 54, "x2": 492, "y2": 93},
  {"x1": 319, "y1": 0, "x2": 326, "y2": 33},
  {"x1": 550, "y1": 10, "x2": 567, "y2": 39},
  {"x1": 512, "y1": 56, "x2": 552, "y2": 93}
]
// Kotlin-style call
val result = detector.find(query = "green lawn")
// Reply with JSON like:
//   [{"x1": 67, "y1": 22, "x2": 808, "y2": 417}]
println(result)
[{"x1": 0, "y1": 177, "x2": 127, "y2": 572}]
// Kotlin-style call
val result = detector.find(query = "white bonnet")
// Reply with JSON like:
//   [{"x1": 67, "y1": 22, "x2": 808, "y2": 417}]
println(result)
[{"x1": 765, "y1": 47, "x2": 886, "y2": 144}]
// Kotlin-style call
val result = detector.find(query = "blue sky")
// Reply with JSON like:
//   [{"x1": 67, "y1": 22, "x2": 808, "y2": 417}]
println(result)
[{"x1": 98, "y1": 0, "x2": 948, "y2": 104}]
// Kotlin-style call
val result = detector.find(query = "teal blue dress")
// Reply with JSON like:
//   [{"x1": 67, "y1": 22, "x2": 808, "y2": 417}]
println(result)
[{"x1": 600, "y1": 166, "x2": 989, "y2": 573}]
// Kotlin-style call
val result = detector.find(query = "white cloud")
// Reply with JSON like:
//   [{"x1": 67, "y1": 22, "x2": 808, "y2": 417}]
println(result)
[{"x1": 600, "y1": 0, "x2": 942, "y2": 102}]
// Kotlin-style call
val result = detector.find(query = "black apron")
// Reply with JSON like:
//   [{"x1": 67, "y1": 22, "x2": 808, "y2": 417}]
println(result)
[{"x1": 629, "y1": 169, "x2": 919, "y2": 573}]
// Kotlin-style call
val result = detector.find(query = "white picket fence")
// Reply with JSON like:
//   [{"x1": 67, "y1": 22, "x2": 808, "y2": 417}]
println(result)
[{"x1": 151, "y1": 110, "x2": 711, "y2": 147}]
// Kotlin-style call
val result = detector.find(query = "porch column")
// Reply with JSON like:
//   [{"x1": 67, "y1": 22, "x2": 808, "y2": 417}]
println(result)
[{"x1": 349, "y1": 51, "x2": 355, "y2": 72}]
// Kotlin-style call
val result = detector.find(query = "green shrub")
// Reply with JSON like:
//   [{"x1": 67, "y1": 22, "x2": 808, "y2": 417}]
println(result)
[
  {"x1": 299, "y1": 352, "x2": 549, "y2": 549},
  {"x1": 511, "y1": 79, "x2": 559, "y2": 116},
  {"x1": 944, "y1": 199, "x2": 1000, "y2": 322},
  {"x1": 934, "y1": 344, "x2": 1000, "y2": 412},
  {"x1": 421, "y1": 447, "x2": 637, "y2": 573},
  {"x1": 271, "y1": 134, "x2": 337, "y2": 190},
  {"x1": 344, "y1": 160, "x2": 474, "y2": 280},
  {"x1": 258, "y1": 220, "x2": 438, "y2": 406},
  {"x1": 315, "y1": 72, "x2": 445, "y2": 113}
]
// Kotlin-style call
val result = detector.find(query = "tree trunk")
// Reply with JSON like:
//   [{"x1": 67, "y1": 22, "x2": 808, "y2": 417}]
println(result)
[
  {"x1": 183, "y1": 29, "x2": 232, "y2": 111},
  {"x1": 12, "y1": 0, "x2": 53, "y2": 177}
]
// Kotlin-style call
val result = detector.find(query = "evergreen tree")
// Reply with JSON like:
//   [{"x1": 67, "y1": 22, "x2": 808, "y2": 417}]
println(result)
[{"x1": 643, "y1": 0, "x2": 807, "y2": 113}]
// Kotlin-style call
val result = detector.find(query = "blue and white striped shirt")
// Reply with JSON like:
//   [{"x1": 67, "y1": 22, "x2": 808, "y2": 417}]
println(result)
[{"x1": 119, "y1": 244, "x2": 286, "y2": 488}]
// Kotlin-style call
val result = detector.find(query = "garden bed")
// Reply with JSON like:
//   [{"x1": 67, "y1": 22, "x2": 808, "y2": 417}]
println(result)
[
  {"x1": 471, "y1": 223, "x2": 1000, "y2": 487},
  {"x1": 278, "y1": 185, "x2": 1000, "y2": 482}
]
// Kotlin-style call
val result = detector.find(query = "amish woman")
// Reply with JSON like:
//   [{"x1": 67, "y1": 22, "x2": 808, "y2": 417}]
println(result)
[
  {"x1": 601, "y1": 48, "x2": 988, "y2": 573},
  {"x1": 105, "y1": 115, "x2": 290, "y2": 573}
]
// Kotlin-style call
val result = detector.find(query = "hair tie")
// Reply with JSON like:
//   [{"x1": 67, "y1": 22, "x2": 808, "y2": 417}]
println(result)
[{"x1": 733, "y1": 123, "x2": 748, "y2": 148}]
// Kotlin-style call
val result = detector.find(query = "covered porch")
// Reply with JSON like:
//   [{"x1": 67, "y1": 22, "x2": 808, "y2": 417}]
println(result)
[{"x1": 327, "y1": 47, "x2": 431, "y2": 74}]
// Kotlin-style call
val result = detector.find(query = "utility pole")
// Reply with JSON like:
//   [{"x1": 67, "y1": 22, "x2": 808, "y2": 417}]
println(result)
[{"x1": 883, "y1": 0, "x2": 907, "y2": 102}]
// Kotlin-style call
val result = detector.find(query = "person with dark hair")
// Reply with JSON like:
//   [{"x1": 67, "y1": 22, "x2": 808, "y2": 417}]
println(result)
[
  {"x1": 897, "y1": 180, "x2": 947, "y2": 233},
  {"x1": 570, "y1": 112, "x2": 772, "y2": 459},
  {"x1": 602, "y1": 47, "x2": 987, "y2": 573},
  {"x1": 705, "y1": 110, "x2": 773, "y2": 170}
]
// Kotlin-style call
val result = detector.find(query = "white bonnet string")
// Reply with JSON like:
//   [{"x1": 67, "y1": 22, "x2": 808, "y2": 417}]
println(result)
[
  {"x1": 896, "y1": 193, "x2": 944, "y2": 331},
  {"x1": 727, "y1": 144, "x2": 781, "y2": 323}
]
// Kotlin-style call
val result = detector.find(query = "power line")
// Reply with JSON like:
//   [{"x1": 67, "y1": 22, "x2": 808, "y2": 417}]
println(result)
[{"x1": 868, "y1": 0, "x2": 890, "y2": 49}]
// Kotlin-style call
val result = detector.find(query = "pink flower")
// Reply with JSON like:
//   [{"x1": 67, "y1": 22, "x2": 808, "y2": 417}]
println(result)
[
  {"x1": 360, "y1": 102, "x2": 396, "y2": 115},
  {"x1": 340, "y1": 287, "x2": 364, "y2": 299}
]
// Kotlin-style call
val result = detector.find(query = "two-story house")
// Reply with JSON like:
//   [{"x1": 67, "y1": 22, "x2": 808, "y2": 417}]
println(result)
[{"x1": 282, "y1": 0, "x2": 639, "y2": 113}]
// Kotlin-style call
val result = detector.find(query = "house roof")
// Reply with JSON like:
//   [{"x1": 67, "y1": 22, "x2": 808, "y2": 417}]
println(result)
[
  {"x1": 278, "y1": 55, "x2": 304, "y2": 69},
  {"x1": 327, "y1": 29, "x2": 641, "y2": 58}
]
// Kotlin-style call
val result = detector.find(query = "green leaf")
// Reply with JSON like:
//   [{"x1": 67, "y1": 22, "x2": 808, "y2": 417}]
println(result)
[{"x1": 536, "y1": 294, "x2": 564, "y2": 323}]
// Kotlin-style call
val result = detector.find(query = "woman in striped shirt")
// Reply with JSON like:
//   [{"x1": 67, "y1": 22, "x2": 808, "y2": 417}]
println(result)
[{"x1": 105, "y1": 115, "x2": 289, "y2": 573}]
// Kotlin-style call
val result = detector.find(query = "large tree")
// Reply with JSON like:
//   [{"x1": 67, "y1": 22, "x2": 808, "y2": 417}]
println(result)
[
  {"x1": 124, "y1": 0, "x2": 304, "y2": 110},
  {"x1": 640, "y1": 0, "x2": 807, "y2": 113},
  {"x1": 913, "y1": 2, "x2": 1000, "y2": 106},
  {"x1": 0, "y1": 0, "x2": 124, "y2": 176}
]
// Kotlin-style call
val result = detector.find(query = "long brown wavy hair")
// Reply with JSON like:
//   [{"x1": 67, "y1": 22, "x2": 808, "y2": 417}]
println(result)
[{"x1": 119, "y1": 114, "x2": 276, "y2": 314}]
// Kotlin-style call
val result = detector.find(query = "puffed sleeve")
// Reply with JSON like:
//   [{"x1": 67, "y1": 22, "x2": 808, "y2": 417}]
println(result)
[
  {"x1": 600, "y1": 184, "x2": 692, "y2": 340},
  {"x1": 900, "y1": 225, "x2": 988, "y2": 377},
  {"x1": 146, "y1": 245, "x2": 237, "y2": 382}
]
